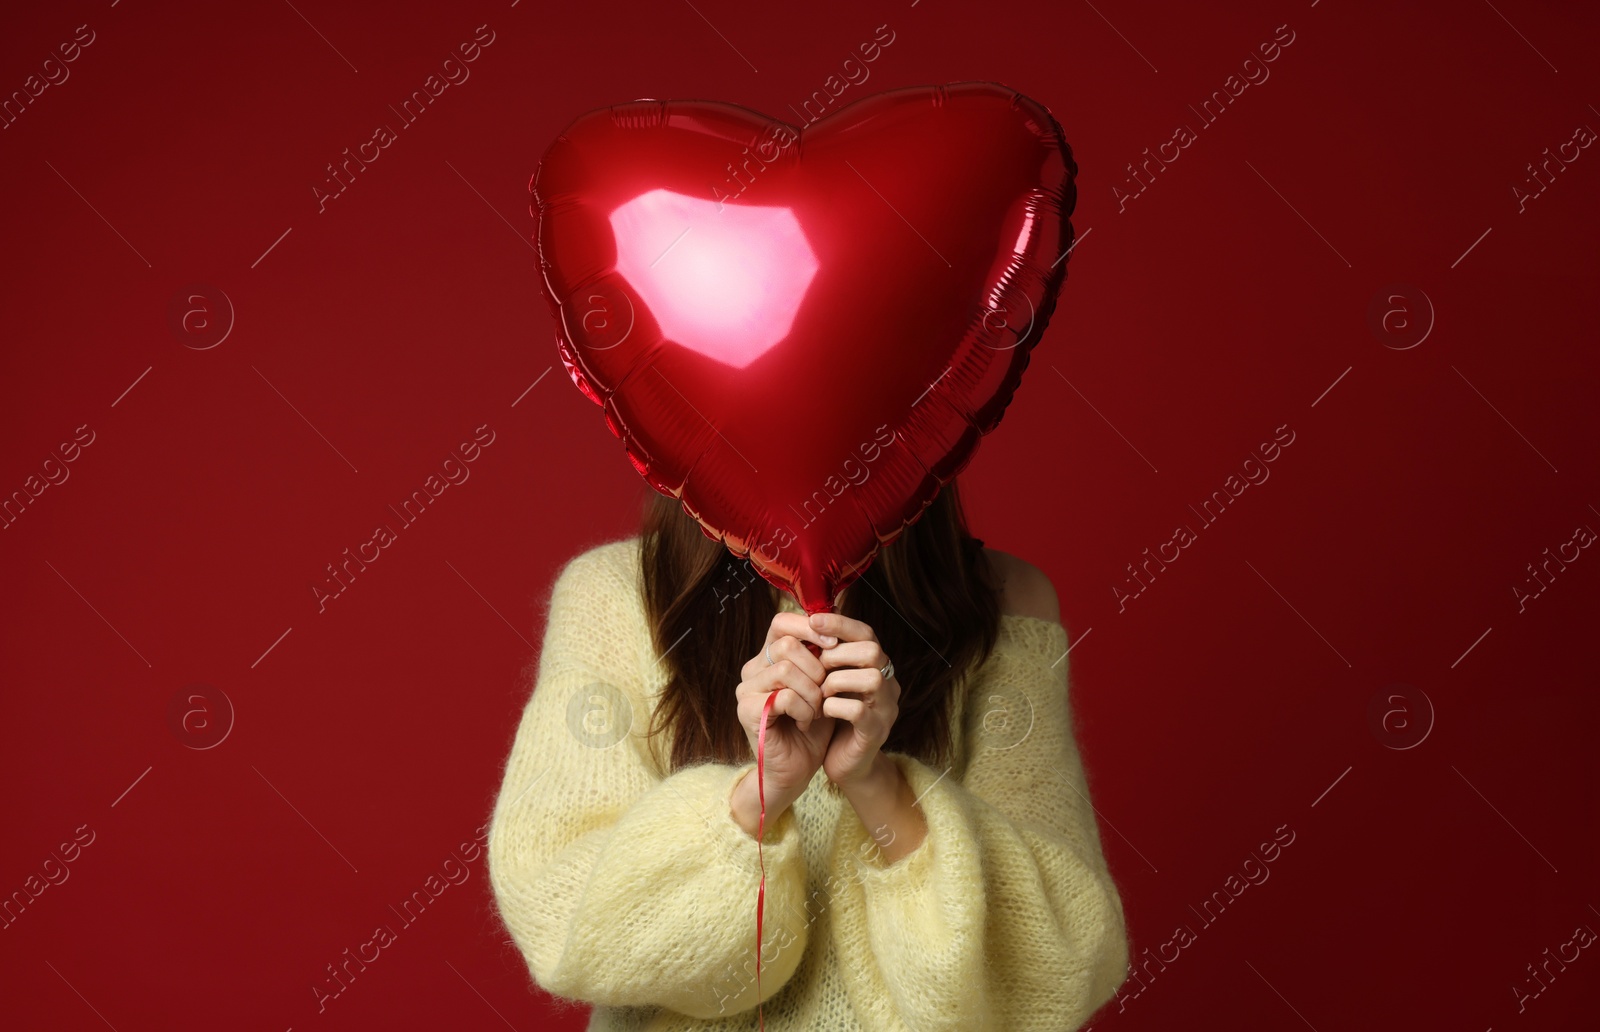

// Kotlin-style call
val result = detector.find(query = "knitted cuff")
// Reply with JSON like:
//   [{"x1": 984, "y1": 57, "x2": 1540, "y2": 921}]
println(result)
[{"x1": 709, "y1": 761, "x2": 803, "y2": 871}]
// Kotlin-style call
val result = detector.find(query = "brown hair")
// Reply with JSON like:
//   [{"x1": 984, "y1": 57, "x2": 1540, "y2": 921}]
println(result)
[{"x1": 639, "y1": 481, "x2": 1002, "y2": 775}]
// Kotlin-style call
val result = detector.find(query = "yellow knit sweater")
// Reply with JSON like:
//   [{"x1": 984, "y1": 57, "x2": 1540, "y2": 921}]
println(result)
[{"x1": 488, "y1": 537, "x2": 1130, "y2": 1030}]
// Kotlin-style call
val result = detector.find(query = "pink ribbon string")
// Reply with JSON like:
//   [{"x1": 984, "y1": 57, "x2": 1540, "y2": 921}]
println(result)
[{"x1": 754, "y1": 687, "x2": 779, "y2": 1032}]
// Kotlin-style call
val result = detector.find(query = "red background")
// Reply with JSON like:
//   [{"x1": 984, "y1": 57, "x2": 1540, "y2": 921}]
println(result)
[{"x1": 2, "y1": 1, "x2": 1596, "y2": 1029}]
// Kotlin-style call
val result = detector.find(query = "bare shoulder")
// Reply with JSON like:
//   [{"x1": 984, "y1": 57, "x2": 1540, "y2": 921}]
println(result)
[{"x1": 983, "y1": 547, "x2": 1061, "y2": 624}]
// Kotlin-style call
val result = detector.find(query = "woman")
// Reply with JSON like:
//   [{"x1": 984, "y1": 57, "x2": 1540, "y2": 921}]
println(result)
[{"x1": 487, "y1": 481, "x2": 1129, "y2": 1030}]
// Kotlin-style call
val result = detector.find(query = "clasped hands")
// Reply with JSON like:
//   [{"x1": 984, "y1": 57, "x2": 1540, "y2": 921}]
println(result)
[{"x1": 733, "y1": 610, "x2": 900, "y2": 819}]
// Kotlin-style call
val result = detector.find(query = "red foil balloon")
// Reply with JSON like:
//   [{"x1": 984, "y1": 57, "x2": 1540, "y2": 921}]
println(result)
[{"x1": 532, "y1": 81, "x2": 1078, "y2": 614}]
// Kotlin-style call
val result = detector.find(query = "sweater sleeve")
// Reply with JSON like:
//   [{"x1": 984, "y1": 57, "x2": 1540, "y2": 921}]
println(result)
[
  {"x1": 487, "y1": 541, "x2": 813, "y2": 1019},
  {"x1": 825, "y1": 617, "x2": 1130, "y2": 1031}
]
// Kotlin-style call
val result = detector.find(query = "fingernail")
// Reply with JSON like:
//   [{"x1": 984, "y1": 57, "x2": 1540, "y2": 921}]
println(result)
[{"x1": 820, "y1": 634, "x2": 838, "y2": 646}]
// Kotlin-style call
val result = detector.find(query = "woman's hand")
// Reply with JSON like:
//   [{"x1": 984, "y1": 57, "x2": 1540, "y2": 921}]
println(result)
[
  {"x1": 734, "y1": 612, "x2": 840, "y2": 811},
  {"x1": 811, "y1": 611, "x2": 901, "y2": 789}
]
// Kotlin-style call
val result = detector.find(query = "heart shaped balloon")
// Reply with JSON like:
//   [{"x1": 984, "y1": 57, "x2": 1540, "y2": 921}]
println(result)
[{"x1": 532, "y1": 81, "x2": 1078, "y2": 614}]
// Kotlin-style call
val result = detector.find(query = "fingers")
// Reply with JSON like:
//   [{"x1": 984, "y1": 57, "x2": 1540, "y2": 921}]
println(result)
[
  {"x1": 741, "y1": 627, "x2": 830, "y2": 683},
  {"x1": 808, "y1": 610, "x2": 876, "y2": 644},
  {"x1": 754, "y1": 660, "x2": 824, "y2": 730},
  {"x1": 817, "y1": 639, "x2": 889, "y2": 674},
  {"x1": 768, "y1": 634, "x2": 827, "y2": 685},
  {"x1": 821, "y1": 695, "x2": 869, "y2": 725},
  {"x1": 738, "y1": 613, "x2": 879, "y2": 739},
  {"x1": 819, "y1": 666, "x2": 884, "y2": 702},
  {"x1": 766, "y1": 612, "x2": 837, "y2": 650}
]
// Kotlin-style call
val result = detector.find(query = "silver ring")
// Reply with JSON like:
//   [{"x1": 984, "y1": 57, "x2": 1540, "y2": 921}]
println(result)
[
  {"x1": 879, "y1": 658, "x2": 894, "y2": 681},
  {"x1": 765, "y1": 642, "x2": 775, "y2": 666}
]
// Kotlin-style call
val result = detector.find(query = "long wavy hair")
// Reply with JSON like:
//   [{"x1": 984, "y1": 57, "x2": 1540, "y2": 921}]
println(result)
[{"x1": 638, "y1": 481, "x2": 1002, "y2": 775}]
